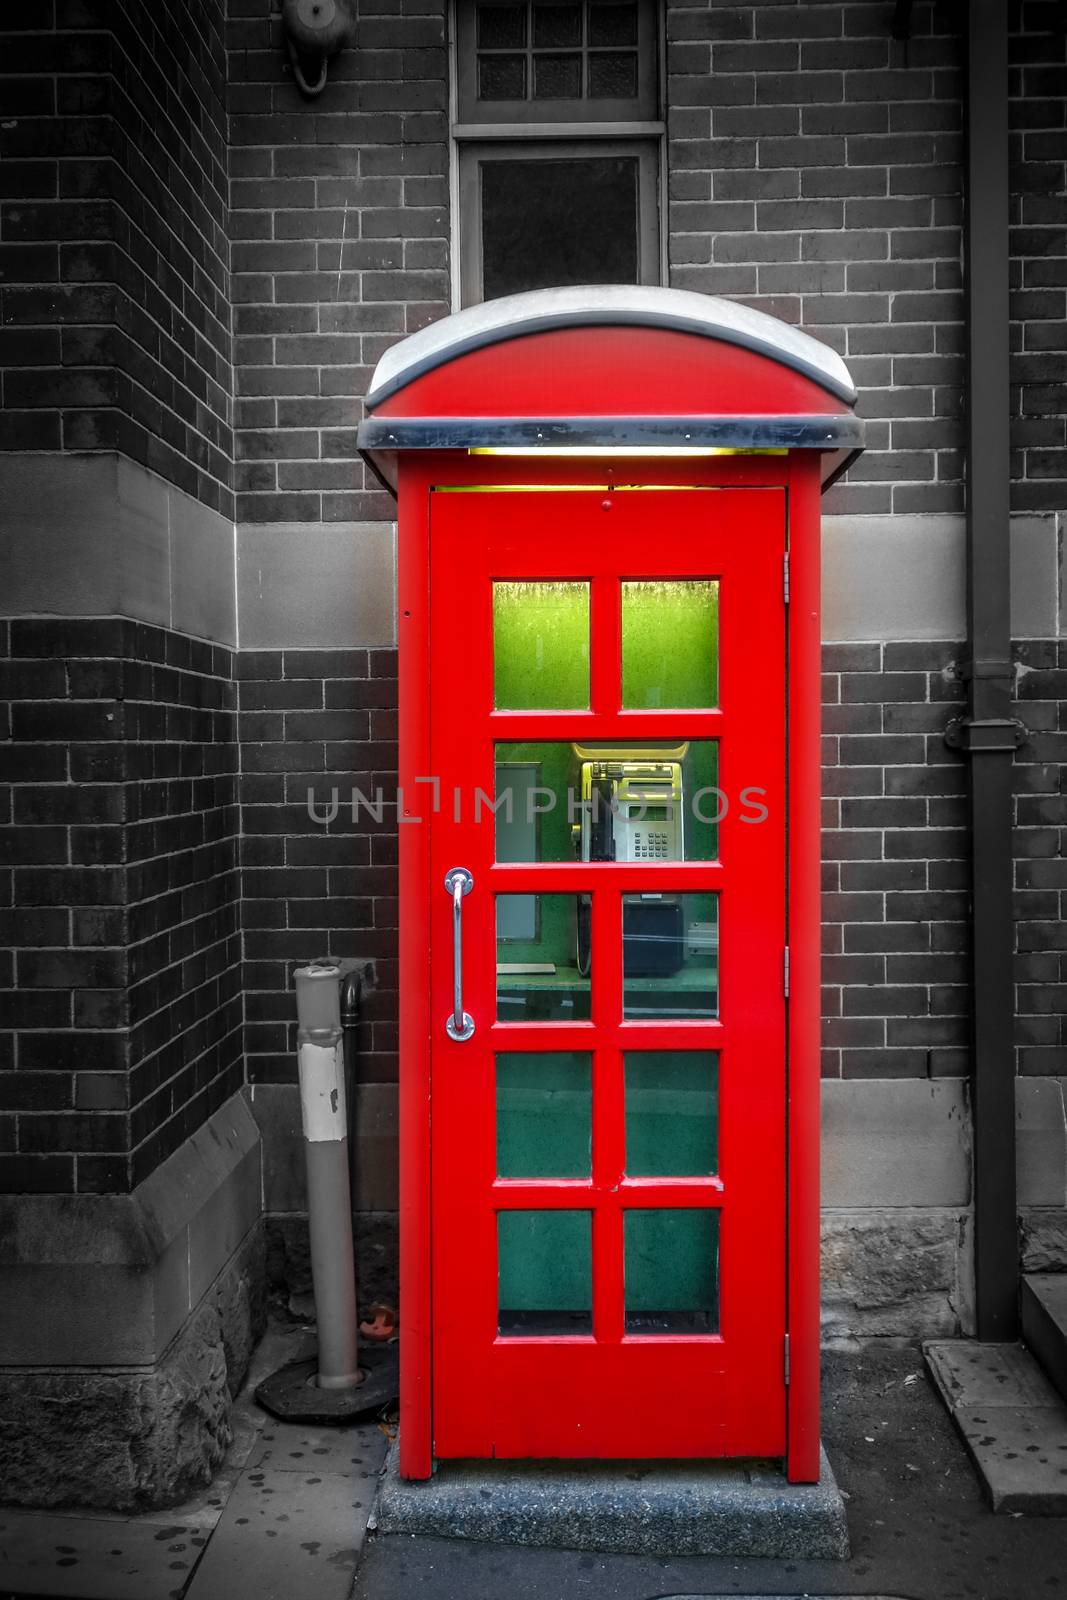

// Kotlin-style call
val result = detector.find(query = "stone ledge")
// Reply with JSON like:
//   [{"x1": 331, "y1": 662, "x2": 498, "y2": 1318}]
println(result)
[
  {"x1": 0, "y1": 1092, "x2": 261, "y2": 1367},
  {"x1": 375, "y1": 1439, "x2": 849, "y2": 1558},
  {"x1": 822, "y1": 1207, "x2": 974, "y2": 1339},
  {"x1": 0, "y1": 1226, "x2": 265, "y2": 1512}
]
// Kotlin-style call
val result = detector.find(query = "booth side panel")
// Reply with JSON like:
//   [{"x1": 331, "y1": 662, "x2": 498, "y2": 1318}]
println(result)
[
  {"x1": 787, "y1": 456, "x2": 823, "y2": 1484},
  {"x1": 397, "y1": 462, "x2": 433, "y2": 1478}
]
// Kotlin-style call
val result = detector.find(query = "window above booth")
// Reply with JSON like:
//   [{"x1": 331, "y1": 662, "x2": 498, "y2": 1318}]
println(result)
[{"x1": 452, "y1": 0, "x2": 663, "y2": 305}]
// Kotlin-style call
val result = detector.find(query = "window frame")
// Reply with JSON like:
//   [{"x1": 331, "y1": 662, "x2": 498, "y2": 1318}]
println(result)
[
  {"x1": 449, "y1": 0, "x2": 667, "y2": 307},
  {"x1": 456, "y1": 0, "x2": 659, "y2": 126},
  {"x1": 457, "y1": 136, "x2": 661, "y2": 307}
]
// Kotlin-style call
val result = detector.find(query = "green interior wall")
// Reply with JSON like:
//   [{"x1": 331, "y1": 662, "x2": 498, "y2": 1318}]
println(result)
[{"x1": 621, "y1": 580, "x2": 719, "y2": 708}]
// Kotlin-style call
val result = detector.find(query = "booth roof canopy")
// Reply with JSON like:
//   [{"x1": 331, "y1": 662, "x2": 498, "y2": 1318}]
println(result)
[{"x1": 364, "y1": 285, "x2": 858, "y2": 411}]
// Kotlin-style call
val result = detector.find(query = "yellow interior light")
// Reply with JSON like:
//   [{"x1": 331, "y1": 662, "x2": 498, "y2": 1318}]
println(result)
[{"x1": 468, "y1": 446, "x2": 788, "y2": 459}]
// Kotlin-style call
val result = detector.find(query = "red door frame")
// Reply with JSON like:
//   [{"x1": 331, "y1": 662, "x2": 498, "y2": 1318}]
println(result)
[{"x1": 396, "y1": 452, "x2": 824, "y2": 1484}]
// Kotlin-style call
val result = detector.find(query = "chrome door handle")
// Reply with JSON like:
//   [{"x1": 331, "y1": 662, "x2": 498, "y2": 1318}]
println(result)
[{"x1": 444, "y1": 867, "x2": 475, "y2": 1041}]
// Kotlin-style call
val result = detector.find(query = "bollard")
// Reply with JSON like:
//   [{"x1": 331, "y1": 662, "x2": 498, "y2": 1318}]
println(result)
[{"x1": 294, "y1": 962, "x2": 361, "y2": 1391}]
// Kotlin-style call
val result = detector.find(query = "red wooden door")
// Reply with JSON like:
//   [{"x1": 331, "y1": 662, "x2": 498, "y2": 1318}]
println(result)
[{"x1": 428, "y1": 486, "x2": 787, "y2": 1460}]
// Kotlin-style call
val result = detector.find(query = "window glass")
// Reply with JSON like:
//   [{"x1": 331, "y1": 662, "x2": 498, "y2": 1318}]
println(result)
[
  {"x1": 493, "y1": 580, "x2": 589, "y2": 710},
  {"x1": 497, "y1": 1051, "x2": 592, "y2": 1178},
  {"x1": 469, "y1": 0, "x2": 646, "y2": 118},
  {"x1": 497, "y1": 893, "x2": 592, "y2": 1021},
  {"x1": 622, "y1": 891, "x2": 718, "y2": 1020},
  {"x1": 625, "y1": 1050, "x2": 718, "y2": 1176},
  {"x1": 481, "y1": 156, "x2": 639, "y2": 299},
  {"x1": 622, "y1": 580, "x2": 719, "y2": 710},
  {"x1": 498, "y1": 1209, "x2": 593, "y2": 1335},
  {"x1": 494, "y1": 740, "x2": 720, "y2": 863},
  {"x1": 624, "y1": 1209, "x2": 719, "y2": 1334}
]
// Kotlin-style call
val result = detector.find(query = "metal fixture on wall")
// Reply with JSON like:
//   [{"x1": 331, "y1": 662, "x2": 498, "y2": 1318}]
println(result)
[{"x1": 281, "y1": 0, "x2": 354, "y2": 97}]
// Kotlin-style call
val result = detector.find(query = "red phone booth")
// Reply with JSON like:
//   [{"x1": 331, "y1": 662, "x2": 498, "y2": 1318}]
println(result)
[{"x1": 358, "y1": 287, "x2": 863, "y2": 1485}]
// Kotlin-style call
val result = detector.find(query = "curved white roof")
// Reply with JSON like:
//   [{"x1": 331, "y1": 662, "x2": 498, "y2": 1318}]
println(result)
[{"x1": 364, "y1": 285, "x2": 857, "y2": 409}]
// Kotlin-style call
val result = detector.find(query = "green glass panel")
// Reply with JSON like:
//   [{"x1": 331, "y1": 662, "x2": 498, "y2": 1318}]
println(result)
[
  {"x1": 498, "y1": 1209, "x2": 592, "y2": 1335},
  {"x1": 621, "y1": 579, "x2": 719, "y2": 709},
  {"x1": 624, "y1": 1209, "x2": 719, "y2": 1334},
  {"x1": 625, "y1": 1051, "x2": 718, "y2": 1176},
  {"x1": 494, "y1": 740, "x2": 719, "y2": 862},
  {"x1": 622, "y1": 891, "x2": 717, "y2": 1019},
  {"x1": 620, "y1": 896, "x2": 723, "y2": 1017},
  {"x1": 497, "y1": 893, "x2": 591, "y2": 1021},
  {"x1": 497, "y1": 1052, "x2": 592, "y2": 1178},
  {"x1": 493, "y1": 580, "x2": 590, "y2": 709}
]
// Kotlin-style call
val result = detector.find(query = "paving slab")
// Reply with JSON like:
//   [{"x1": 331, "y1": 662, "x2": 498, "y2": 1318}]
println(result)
[
  {"x1": 182, "y1": 1466, "x2": 376, "y2": 1600},
  {"x1": 375, "y1": 1439, "x2": 850, "y2": 1558},
  {"x1": 247, "y1": 1420, "x2": 388, "y2": 1478},
  {"x1": 925, "y1": 1338, "x2": 1067, "y2": 1513},
  {"x1": 0, "y1": 1508, "x2": 207, "y2": 1600}
]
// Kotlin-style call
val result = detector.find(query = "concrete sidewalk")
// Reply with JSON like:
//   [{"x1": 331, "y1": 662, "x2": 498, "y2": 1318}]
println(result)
[
  {"x1": 0, "y1": 1323, "x2": 387, "y2": 1600},
  {"x1": 353, "y1": 1343, "x2": 1067, "y2": 1600},
  {"x1": 5, "y1": 1339, "x2": 1066, "y2": 1600}
]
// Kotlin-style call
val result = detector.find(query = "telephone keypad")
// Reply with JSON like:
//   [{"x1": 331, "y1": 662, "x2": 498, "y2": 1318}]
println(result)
[{"x1": 634, "y1": 832, "x2": 671, "y2": 860}]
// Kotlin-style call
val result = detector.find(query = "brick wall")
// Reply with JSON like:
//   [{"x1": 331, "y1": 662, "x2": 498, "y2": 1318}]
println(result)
[
  {"x1": 0, "y1": 619, "x2": 242, "y2": 1193},
  {"x1": 237, "y1": 647, "x2": 398, "y2": 1088},
  {"x1": 227, "y1": 0, "x2": 448, "y2": 524},
  {"x1": 820, "y1": 641, "x2": 969, "y2": 1081},
  {"x1": 666, "y1": 0, "x2": 964, "y2": 518},
  {"x1": 0, "y1": 0, "x2": 233, "y2": 515},
  {"x1": 1009, "y1": 3, "x2": 1067, "y2": 511},
  {"x1": 1013, "y1": 639, "x2": 1067, "y2": 1075}
]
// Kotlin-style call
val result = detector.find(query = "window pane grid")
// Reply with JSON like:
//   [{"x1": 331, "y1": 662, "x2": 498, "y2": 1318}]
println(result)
[{"x1": 474, "y1": 0, "x2": 641, "y2": 107}]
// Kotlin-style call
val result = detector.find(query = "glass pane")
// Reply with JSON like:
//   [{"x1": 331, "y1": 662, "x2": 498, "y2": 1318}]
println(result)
[
  {"x1": 478, "y1": 3, "x2": 527, "y2": 48},
  {"x1": 534, "y1": 52, "x2": 582, "y2": 97},
  {"x1": 588, "y1": 51, "x2": 637, "y2": 96},
  {"x1": 494, "y1": 741, "x2": 720, "y2": 863},
  {"x1": 588, "y1": 1, "x2": 637, "y2": 46},
  {"x1": 534, "y1": 2, "x2": 581, "y2": 46},
  {"x1": 622, "y1": 891, "x2": 718, "y2": 1019},
  {"x1": 493, "y1": 580, "x2": 589, "y2": 710},
  {"x1": 481, "y1": 157, "x2": 639, "y2": 299},
  {"x1": 497, "y1": 1051, "x2": 592, "y2": 1177},
  {"x1": 622, "y1": 580, "x2": 719, "y2": 709},
  {"x1": 497, "y1": 893, "x2": 592, "y2": 1021},
  {"x1": 479, "y1": 53, "x2": 527, "y2": 98},
  {"x1": 625, "y1": 1050, "x2": 718, "y2": 1176},
  {"x1": 625, "y1": 1209, "x2": 719, "y2": 1334},
  {"x1": 499, "y1": 1209, "x2": 592, "y2": 1335}
]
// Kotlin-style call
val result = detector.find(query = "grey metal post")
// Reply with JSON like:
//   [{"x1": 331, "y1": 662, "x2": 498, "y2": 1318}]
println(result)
[{"x1": 294, "y1": 962, "x2": 361, "y2": 1389}]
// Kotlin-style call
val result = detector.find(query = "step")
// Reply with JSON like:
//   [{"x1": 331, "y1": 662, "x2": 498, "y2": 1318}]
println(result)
[
  {"x1": 924, "y1": 1338, "x2": 1067, "y2": 1514},
  {"x1": 375, "y1": 1438, "x2": 850, "y2": 1558},
  {"x1": 1022, "y1": 1272, "x2": 1067, "y2": 1408}
]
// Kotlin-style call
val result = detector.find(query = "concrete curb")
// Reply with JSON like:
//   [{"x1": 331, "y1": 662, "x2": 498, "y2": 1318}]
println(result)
[{"x1": 375, "y1": 1440, "x2": 850, "y2": 1557}]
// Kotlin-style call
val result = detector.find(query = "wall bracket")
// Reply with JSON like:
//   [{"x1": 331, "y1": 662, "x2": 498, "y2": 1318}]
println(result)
[{"x1": 944, "y1": 715, "x2": 1027, "y2": 755}]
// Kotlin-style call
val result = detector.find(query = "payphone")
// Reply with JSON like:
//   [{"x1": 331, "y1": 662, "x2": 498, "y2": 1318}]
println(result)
[{"x1": 572, "y1": 744, "x2": 687, "y2": 978}]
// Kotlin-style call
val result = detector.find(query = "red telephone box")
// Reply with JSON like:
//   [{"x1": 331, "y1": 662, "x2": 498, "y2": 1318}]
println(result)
[{"x1": 358, "y1": 287, "x2": 863, "y2": 1485}]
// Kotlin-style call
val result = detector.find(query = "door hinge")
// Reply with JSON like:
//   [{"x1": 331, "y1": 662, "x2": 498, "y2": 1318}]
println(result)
[
  {"x1": 783, "y1": 945, "x2": 790, "y2": 998},
  {"x1": 783, "y1": 550, "x2": 790, "y2": 605},
  {"x1": 784, "y1": 1333, "x2": 791, "y2": 1387}
]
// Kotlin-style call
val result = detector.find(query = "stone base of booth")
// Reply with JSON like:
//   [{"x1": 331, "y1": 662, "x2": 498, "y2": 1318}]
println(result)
[
  {"x1": 0, "y1": 1094, "x2": 266, "y2": 1512},
  {"x1": 374, "y1": 1440, "x2": 849, "y2": 1558}
]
